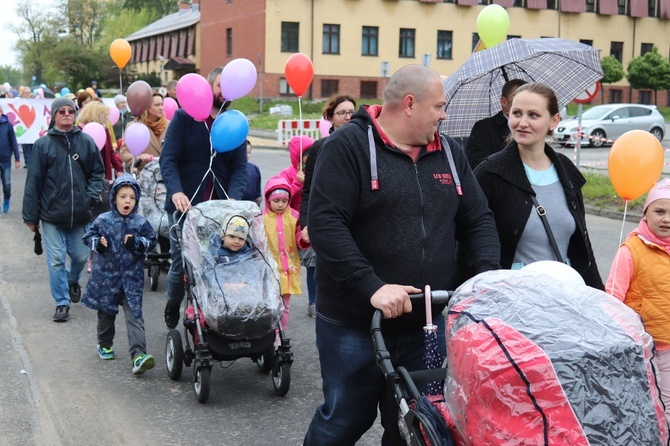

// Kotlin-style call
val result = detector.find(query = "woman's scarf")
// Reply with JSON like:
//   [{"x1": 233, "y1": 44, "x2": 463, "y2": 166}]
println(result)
[{"x1": 143, "y1": 113, "x2": 167, "y2": 140}]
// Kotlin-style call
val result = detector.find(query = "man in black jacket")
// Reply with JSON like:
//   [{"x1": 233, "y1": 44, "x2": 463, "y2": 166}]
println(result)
[
  {"x1": 303, "y1": 65, "x2": 500, "y2": 445},
  {"x1": 23, "y1": 97, "x2": 104, "y2": 322},
  {"x1": 466, "y1": 78, "x2": 526, "y2": 168}
]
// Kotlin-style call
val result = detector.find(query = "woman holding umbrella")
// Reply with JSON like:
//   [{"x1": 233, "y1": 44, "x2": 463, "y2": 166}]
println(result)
[{"x1": 473, "y1": 83, "x2": 603, "y2": 289}]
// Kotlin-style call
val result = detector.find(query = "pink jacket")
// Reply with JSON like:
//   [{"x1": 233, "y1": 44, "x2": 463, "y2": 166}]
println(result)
[{"x1": 278, "y1": 135, "x2": 313, "y2": 212}]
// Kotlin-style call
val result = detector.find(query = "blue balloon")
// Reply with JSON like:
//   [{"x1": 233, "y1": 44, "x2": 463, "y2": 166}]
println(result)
[
  {"x1": 60, "y1": 87, "x2": 70, "y2": 95},
  {"x1": 211, "y1": 110, "x2": 249, "y2": 153}
]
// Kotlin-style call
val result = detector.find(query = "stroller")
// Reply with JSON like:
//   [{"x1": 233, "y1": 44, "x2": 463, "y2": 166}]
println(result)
[
  {"x1": 136, "y1": 160, "x2": 171, "y2": 291},
  {"x1": 165, "y1": 200, "x2": 292, "y2": 404},
  {"x1": 373, "y1": 269, "x2": 670, "y2": 445}
]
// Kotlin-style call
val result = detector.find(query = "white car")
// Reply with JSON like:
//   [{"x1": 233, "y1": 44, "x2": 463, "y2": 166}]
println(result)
[{"x1": 552, "y1": 104, "x2": 665, "y2": 148}]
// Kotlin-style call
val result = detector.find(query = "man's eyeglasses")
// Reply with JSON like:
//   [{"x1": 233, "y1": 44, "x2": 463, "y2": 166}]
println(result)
[
  {"x1": 334, "y1": 110, "x2": 355, "y2": 118},
  {"x1": 57, "y1": 108, "x2": 75, "y2": 115}
]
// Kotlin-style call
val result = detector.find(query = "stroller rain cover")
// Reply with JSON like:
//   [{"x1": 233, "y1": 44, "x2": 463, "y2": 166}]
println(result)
[
  {"x1": 137, "y1": 160, "x2": 169, "y2": 239},
  {"x1": 182, "y1": 200, "x2": 282, "y2": 340},
  {"x1": 443, "y1": 269, "x2": 669, "y2": 446}
]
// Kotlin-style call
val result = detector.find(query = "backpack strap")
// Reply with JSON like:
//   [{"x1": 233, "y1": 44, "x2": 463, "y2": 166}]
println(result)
[{"x1": 49, "y1": 134, "x2": 87, "y2": 175}]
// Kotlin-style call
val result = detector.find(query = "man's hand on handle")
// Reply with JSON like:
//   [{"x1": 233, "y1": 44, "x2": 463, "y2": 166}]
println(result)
[
  {"x1": 370, "y1": 284, "x2": 418, "y2": 319},
  {"x1": 171, "y1": 192, "x2": 192, "y2": 213}
]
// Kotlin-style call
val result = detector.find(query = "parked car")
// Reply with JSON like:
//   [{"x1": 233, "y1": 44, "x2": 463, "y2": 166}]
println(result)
[{"x1": 552, "y1": 104, "x2": 665, "y2": 148}]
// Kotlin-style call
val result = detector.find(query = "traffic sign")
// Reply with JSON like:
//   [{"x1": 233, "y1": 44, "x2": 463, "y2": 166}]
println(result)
[{"x1": 573, "y1": 82, "x2": 601, "y2": 104}]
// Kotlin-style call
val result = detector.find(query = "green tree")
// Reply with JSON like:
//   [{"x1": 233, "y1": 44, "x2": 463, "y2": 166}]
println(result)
[
  {"x1": 123, "y1": 0, "x2": 178, "y2": 21},
  {"x1": 600, "y1": 55, "x2": 625, "y2": 104},
  {"x1": 51, "y1": 40, "x2": 106, "y2": 91},
  {"x1": 0, "y1": 66, "x2": 23, "y2": 87},
  {"x1": 626, "y1": 47, "x2": 670, "y2": 105},
  {"x1": 61, "y1": 0, "x2": 106, "y2": 47}
]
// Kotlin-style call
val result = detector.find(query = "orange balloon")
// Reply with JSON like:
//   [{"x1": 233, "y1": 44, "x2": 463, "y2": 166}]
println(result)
[
  {"x1": 608, "y1": 130, "x2": 664, "y2": 201},
  {"x1": 110, "y1": 39, "x2": 132, "y2": 69},
  {"x1": 284, "y1": 53, "x2": 314, "y2": 97}
]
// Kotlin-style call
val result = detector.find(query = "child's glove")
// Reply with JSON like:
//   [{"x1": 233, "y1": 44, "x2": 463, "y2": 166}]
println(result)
[{"x1": 124, "y1": 235, "x2": 136, "y2": 250}]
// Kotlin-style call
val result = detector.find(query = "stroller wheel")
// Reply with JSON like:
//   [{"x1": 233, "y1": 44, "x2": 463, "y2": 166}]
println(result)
[
  {"x1": 272, "y1": 362, "x2": 291, "y2": 396},
  {"x1": 194, "y1": 366, "x2": 211, "y2": 404},
  {"x1": 150, "y1": 264, "x2": 160, "y2": 291},
  {"x1": 256, "y1": 346, "x2": 274, "y2": 374},
  {"x1": 165, "y1": 330, "x2": 183, "y2": 380}
]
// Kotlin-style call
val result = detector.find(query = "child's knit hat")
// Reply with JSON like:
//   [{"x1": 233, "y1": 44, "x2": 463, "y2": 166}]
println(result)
[
  {"x1": 644, "y1": 178, "x2": 670, "y2": 213},
  {"x1": 268, "y1": 188, "x2": 290, "y2": 200},
  {"x1": 224, "y1": 216, "x2": 249, "y2": 241}
]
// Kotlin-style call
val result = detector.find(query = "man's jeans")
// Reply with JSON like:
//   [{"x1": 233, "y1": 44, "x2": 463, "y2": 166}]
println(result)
[
  {"x1": 304, "y1": 312, "x2": 446, "y2": 446},
  {"x1": 166, "y1": 213, "x2": 185, "y2": 305},
  {"x1": 42, "y1": 222, "x2": 88, "y2": 306},
  {"x1": 0, "y1": 159, "x2": 11, "y2": 200}
]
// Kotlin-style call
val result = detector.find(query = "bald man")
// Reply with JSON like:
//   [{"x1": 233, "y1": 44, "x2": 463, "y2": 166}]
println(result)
[{"x1": 303, "y1": 65, "x2": 500, "y2": 445}]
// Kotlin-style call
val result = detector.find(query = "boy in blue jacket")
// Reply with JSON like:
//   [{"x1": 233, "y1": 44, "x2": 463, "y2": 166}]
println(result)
[
  {"x1": 0, "y1": 104, "x2": 20, "y2": 213},
  {"x1": 82, "y1": 174, "x2": 157, "y2": 375}
]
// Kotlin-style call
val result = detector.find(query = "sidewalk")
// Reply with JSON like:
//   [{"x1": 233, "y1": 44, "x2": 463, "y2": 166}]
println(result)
[{"x1": 248, "y1": 129, "x2": 285, "y2": 150}]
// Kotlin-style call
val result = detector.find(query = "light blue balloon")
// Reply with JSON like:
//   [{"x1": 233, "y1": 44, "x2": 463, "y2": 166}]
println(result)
[
  {"x1": 61, "y1": 87, "x2": 70, "y2": 95},
  {"x1": 211, "y1": 110, "x2": 249, "y2": 153}
]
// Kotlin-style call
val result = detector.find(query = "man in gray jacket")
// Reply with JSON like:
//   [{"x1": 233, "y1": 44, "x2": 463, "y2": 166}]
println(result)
[{"x1": 23, "y1": 97, "x2": 105, "y2": 322}]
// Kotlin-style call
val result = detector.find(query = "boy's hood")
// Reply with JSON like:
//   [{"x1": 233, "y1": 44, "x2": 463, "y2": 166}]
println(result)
[{"x1": 110, "y1": 173, "x2": 141, "y2": 216}]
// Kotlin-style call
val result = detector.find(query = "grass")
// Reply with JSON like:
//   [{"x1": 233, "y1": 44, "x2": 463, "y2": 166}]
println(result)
[{"x1": 581, "y1": 170, "x2": 646, "y2": 213}]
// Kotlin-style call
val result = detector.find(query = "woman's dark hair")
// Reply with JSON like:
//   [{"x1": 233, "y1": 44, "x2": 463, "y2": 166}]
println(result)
[
  {"x1": 76, "y1": 91, "x2": 92, "y2": 109},
  {"x1": 514, "y1": 83, "x2": 559, "y2": 117},
  {"x1": 322, "y1": 95, "x2": 356, "y2": 120}
]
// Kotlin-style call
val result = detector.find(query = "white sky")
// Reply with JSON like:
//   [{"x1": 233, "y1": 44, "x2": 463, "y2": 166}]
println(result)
[{"x1": 0, "y1": 0, "x2": 54, "y2": 68}]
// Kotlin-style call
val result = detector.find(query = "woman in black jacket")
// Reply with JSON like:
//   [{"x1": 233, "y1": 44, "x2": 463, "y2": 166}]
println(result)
[
  {"x1": 474, "y1": 83, "x2": 604, "y2": 289},
  {"x1": 299, "y1": 94, "x2": 356, "y2": 317}
]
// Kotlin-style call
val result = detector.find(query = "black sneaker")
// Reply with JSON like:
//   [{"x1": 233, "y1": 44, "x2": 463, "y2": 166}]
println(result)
[
  {"x1": 164, "y1": 301, "x2": 181, "y2": 329},
  {"x1": 68, "y1": 282, "x2": 81, "y2": 303},
  {"x1": 53, "y1": 305, "x2": 69, "y2": 322}
]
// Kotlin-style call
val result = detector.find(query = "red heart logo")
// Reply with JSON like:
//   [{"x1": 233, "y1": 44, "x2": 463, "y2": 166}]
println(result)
[{"x1": 8, "y1": 104, "x2": 36, "y2": 129}]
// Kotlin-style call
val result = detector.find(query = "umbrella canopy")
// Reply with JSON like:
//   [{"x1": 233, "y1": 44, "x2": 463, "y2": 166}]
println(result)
[
  {"x1": 42, "y1": 87, "x2": 55, "y2": 98},
  {"x1": 439, "y1": 38, "x2": 603, "y2": 138}
]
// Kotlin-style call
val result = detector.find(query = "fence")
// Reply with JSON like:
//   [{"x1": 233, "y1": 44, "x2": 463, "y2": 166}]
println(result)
[{"x1": 277, "y1": 119, "x2": 321, "y2": 145}]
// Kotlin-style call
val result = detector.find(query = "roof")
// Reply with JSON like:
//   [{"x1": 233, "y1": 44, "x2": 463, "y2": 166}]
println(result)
[
  {"x1": 125, "y1": 6, "x2": 200, "y2": 41},
  {"x1": 164, "y1": 57, "x2": 196, "y2": 70}
]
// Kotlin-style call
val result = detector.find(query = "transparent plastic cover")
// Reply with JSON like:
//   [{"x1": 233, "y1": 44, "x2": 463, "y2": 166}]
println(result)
[{"x1": 137, "y1": 160, "x2": 169, "y2": 238}]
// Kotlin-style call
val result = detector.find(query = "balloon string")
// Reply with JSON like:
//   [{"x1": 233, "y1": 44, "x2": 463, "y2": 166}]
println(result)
[
  {"x1": 608, "y1": 199, "x2": 629, "y2": 298},
  {"x1": 298, "y1": 98, "x2": 303, "y2": 171},
  {"x1": 119, "y1": 69, "x2": 123, "y2": 95}
]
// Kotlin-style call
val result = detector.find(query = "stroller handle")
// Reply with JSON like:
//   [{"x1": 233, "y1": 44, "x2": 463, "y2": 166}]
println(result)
[{"x1": 370, "y1": 290, "x2": 452, "y2": 333}]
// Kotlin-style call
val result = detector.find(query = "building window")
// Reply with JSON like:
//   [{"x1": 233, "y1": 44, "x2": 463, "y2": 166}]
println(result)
[
  {"x1": 437, "y1": 31, "x2": 453, "y2": 60},
  {"x1": 443, "y1": 0, "x2": 455, "y2": 3},
  {"x1": 513, "y1": 0, "x2": 524, "y2": 6},
  {"x1": 547, "y1": 0, "x2": 557, "y2": 9},
  {"x1": 321, "y1": 79, "x2": 339, "y2": 97},
  {"x1": 586, "y1": 0, "x2": 595, "y2": 11},
  {"x1": 639, "y1": 91, "x2": 651, "y2": 104},
  {"x1": 226, "y1": 28, "x2": 232, "y2": 57},
  {"x1": 610, "y1": 41, "x2": 624, "y2": 63},
  {"x1": 618, "y1": 0, "x2": 626, "y2": 14},
  {"x1": 361, "y1": 81, "x2": 378, "y2": 99},
  {"x1": 609, "y1": 89, "x2": 622, "y2": 103},
  {"x1": 641, "y1": 43, "x2": 653, "y2": 55},
  {"x1": 580, "y1": 39, "x2": 593, "y2": 46},
  {"x1": 362, "y1": 26, "x2": 379, "y2": 56},
  {"x1": 281, "y1": 22, "x2": 299, "y2": 53},
  {"x1": 279, "y1": 78, "x2": 294, "y2": 95},
  {"x1": 399, "y1": 28, "x2": 415, "y2": 58},
  {"x1": 649, "y1": 0, "x2": 657, "y2": 16},
  {"x1": 472, "y1": 33, "x2": 480, "y2": 52},
  {"x1": 323, "y1": 24, "x2": 340, "y2": 55}
]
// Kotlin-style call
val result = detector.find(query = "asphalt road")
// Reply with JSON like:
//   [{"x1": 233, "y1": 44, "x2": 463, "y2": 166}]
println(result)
[{"x1": 0, "y1": 144, "x2": 643, "y2": 445}]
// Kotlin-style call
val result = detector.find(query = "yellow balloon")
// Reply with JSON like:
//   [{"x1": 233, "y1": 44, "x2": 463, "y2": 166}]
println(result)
[
  {"x1": 608, "y1": 130, "x2": 664, "y2": 201},
  {"x1": 476, "y1": 5, "x2": 510, "y2": 48},
  {"x1": 110, "y1": 39, "x2": 132, "y2": 69}
]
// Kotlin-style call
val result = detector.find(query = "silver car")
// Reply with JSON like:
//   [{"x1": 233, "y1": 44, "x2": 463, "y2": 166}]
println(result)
[{"x1": 552, "y1": 104, "x2": 665, "y2": 148}]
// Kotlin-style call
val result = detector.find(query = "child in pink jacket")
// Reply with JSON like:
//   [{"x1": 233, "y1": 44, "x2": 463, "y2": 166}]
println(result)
[
  {"x1": 606, "y1": 178, "x2": 670, "y2": 423},
  {"x1": 263, "y1": 176, "x2": 309, "y2": 345},
  {"x1": 278, "y1": 135, "x2": 314, "y2": 212}
]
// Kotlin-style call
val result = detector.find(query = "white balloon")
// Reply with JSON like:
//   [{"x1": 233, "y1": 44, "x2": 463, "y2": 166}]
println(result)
[{"x1": 522, "y1": 260, "x2": 585, "y2": 288}]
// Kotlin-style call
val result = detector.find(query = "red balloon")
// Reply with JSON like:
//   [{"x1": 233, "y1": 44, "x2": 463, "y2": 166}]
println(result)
[{"x1": 284, "y1": 53, "x2": 314, "y2": 97}]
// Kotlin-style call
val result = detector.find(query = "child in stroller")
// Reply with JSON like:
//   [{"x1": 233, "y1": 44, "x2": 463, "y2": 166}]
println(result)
[{"x1": 165, "y1": 200, "x2": 293, "y2": 404}]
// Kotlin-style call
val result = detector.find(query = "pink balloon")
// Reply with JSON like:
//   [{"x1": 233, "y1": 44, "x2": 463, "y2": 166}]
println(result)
[
  {"x1": 220, "y1": 58, "x2": 257, "y2": 101},
  {"x1": 107, "y1": 105, "x2": 120, "y2": 126},
  {"x1": 82, "y1": 122, "x2": 106, "y2": 151},
  {"x1": 176, "y1": 73, "x2": 213, "y2": 121},
  {"x1": 319, "y1": 118, "x2": 332, "y2": 138},
  {"x1": 163, "y1": 97, "x2": 178, "y2": 121},
  {"x1": 125, "y1": 122, "x2": 151, "y2": 157}
]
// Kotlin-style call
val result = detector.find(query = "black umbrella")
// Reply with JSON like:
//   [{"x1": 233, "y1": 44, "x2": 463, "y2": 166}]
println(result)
[{"x1": 42, "y1": 87, "x2": 55, "y2": 98}]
